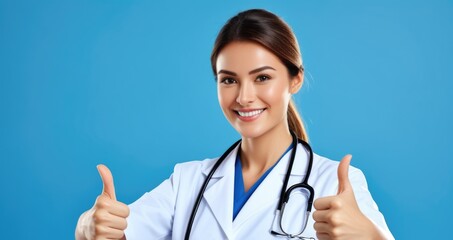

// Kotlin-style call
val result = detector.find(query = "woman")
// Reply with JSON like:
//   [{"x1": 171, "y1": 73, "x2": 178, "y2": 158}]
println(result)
[{"x1": 76, "y1": 9, "x2": 394, "y2": 240}]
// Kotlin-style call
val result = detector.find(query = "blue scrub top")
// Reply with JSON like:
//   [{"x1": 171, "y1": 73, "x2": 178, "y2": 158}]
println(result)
[{"x1": 233, "y1": 144, "x2": 293, "y2": 220}]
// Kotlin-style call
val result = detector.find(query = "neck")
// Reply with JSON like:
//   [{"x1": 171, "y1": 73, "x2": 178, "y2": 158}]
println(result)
[{"x1": 240, "y1": 124, "x2": 293, "y2": 173}]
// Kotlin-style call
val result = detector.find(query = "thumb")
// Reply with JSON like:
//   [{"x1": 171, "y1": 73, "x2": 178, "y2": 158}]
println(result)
[
  {"x1": 97, "y1": 164, "x2": 116, "y2": 201},
  {"x1": 337, "y1": 154, "x2": 352, "y2": 195}
]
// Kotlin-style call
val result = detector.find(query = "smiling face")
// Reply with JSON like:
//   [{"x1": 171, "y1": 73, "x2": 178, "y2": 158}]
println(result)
[{"x1": 216, "y1": 41, "x2": 302, "y2": 139}]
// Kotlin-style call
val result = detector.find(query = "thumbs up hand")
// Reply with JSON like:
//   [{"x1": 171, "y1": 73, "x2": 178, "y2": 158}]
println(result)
[
  {"x1": 312, "y1": 155, "x2": 384, "y2": 240},
  {"x1": 75, "y1": 165, "x2": 130, "y2": 240}
]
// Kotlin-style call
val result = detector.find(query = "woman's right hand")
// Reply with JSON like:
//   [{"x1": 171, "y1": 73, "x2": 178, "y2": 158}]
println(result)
[{"x1": 75, "y1": 165, "x2": 130, "y2": 240}]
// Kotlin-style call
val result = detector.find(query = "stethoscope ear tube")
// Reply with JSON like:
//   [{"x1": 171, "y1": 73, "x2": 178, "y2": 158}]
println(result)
[
  {"x1": 184, "y1": 139, "x2": 241, "y2": 240},
  {"x1": 277, "y1": 131, "x2": 299, "y2": 210}
]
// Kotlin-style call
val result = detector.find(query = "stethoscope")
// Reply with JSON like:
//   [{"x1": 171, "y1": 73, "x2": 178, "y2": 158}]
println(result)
[{"x1": 184, "y1": 131, "x2": 315, "y2": 239}]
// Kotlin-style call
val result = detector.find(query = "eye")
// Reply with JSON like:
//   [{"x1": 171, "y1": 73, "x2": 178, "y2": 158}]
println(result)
[
  {"x1": 256, "y1": 74, "x2": 271, "y2": 82},
  {"x1": 219, "y1": 77, "x2": 237, "y2": 85}
]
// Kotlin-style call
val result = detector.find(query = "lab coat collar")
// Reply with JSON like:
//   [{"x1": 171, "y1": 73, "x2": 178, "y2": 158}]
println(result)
[
  {"x1": 200, "y1": 143, "x2": 238, "y2": 239},
  {"x1": 233, "y1": 143, "x2": 310, "y2": 229},
  {"x1": 201, "y1": 143, "x2": 240, "y2": 178},
  {"x1": 200, "y1": 142, "x2": 311, "y2": 238}
]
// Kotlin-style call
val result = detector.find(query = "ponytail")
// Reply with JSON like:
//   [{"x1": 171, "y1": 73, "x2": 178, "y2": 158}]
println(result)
[{"x1": 287, "y1": 99, "x2": 309, "y2": 142}]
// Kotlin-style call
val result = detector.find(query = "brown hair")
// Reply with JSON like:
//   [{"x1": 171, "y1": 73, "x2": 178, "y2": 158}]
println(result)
[{"x1": 210, "y1": 9, "x2": 308, "y2": 141}]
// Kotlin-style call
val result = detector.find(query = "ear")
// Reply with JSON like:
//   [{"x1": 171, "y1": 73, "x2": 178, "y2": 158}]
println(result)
[{"x1": 289, "y1": 71, "x2": 304, "y2": 94}]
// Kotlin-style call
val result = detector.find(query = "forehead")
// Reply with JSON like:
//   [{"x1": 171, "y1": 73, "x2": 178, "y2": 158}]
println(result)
[{"x1": 216, "y1": 41, "x2": 285, "y2": 74}]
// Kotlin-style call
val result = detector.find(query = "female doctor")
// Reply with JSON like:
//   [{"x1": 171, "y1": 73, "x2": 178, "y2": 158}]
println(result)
[{"x1": 76, "y1": 9, "x2": 394, "y2": 240}]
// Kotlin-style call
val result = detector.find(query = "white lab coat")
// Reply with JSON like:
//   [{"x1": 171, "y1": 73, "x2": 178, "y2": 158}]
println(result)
[{"x1": 125, "y1": 143, "x2": 394, "y2": 239}]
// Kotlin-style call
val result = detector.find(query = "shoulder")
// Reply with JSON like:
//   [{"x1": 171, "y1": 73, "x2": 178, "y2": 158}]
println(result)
[
  {"x1": 169, "y1": 157, "x2": 223, "y2": 186},
  {"x1": 310, "y1": 153, "x2": 367, "y2": 193},
  {"x1": 312, "y1": 153, "x2": 363, "y2": 176},
  {"x1": 173, "y1": 157, "x2": 219, "y2": 175}
]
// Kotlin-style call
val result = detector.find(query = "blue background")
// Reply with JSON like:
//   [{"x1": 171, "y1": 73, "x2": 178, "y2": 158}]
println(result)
[{"x1": 1, "y1": 0, "x2": 452, "y2": 239}]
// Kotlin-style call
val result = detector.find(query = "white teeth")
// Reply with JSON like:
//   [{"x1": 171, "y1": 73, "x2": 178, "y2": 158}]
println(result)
[{"x1": 237, "y1": 109, "x2": 264, "y2": 117}]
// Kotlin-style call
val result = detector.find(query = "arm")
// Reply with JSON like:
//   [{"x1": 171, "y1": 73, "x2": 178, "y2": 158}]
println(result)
[{"x1": 124, "y1": 171, "x2": 178, "y2": 239}]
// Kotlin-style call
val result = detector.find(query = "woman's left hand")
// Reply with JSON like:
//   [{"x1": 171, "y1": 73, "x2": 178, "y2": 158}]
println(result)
[{"x1": 312, "y1": 155, "x2": 385, "y2": 240}]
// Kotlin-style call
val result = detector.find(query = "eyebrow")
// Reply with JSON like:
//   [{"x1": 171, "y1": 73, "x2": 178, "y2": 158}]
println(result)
[{"x1": 217, "y1": 66, "x2": 276, "y2": 76}]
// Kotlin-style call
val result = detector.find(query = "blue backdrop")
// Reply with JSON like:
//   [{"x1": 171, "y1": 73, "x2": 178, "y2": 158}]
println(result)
[{"x1": 1, "y1": 0, "x2": 452, "y2": 239}]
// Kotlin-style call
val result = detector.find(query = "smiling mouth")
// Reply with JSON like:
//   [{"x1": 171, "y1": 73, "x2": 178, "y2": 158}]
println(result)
[{"x1": 235, "y1": 109, "x2": 266, "y2": 117}]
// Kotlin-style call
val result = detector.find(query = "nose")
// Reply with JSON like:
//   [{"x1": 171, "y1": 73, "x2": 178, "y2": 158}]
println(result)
[{"x1": 236, "y1": 81, "x2": 255, "y2": 106}]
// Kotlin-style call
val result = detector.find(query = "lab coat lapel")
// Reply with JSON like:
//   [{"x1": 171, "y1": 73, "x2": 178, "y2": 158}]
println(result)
[
  {"x1": 202, "y1": 144, "x2": 239, "y2": 239},
  {"x1": 232, "y1": 143, "x2": 309, "y2": 230},
  {"x1": 232, "y1": 163, "x2": 284, "y2": 230}
]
